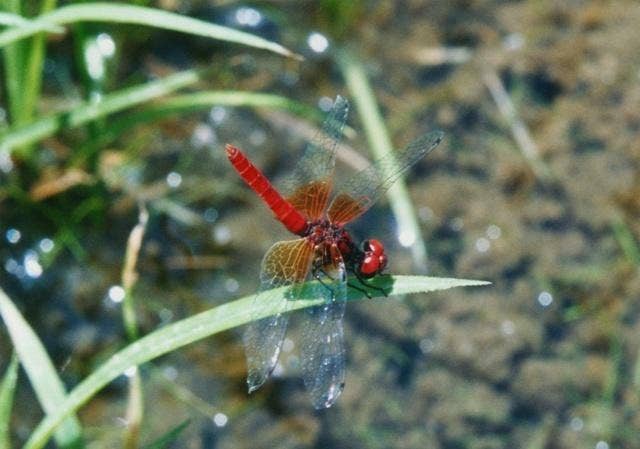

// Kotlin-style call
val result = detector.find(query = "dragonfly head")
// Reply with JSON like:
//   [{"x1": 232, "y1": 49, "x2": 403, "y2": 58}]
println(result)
[{"x1": 359, "y1": 239, "x2": 388, "y2": 278}]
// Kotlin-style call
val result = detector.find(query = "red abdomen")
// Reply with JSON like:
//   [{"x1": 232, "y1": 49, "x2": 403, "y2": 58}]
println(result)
[{"x1": 225, "y1": 144, "x2": 308, "y2": 235}]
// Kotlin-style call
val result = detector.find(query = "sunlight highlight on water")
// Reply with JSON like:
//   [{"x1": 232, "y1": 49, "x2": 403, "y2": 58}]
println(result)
[
  {"x1": 307, "y1": 32, "x2": 329, "y2": 53},
  {"x1": 537, "y1": 291, "x2": 553, "y2": 307},
  {"x1": 6, "y1": 228, "x2": 21, "y2": 244},
  {"x1": 24, "y1": 250, "x2": 43, "y2": 278},
  {"x1": 108, "y1": 285, "x2": 125, "y2": 303},
  {"x1": 213, "y1": 412, "x2": 228, "y2": 427}
]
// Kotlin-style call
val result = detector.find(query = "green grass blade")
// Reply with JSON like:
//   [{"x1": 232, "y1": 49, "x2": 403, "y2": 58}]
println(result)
[
  {"x1": 141, "y1": 419, "x2": 190, "y2": 449},
  {"x1": 0, "y1": 288, "x2": 84, "y2": 449},
  {"x1": 20, "y1": 0, "x2": 57, "y2": 128},
  {"x1": 23, "y1": 275, "x2": 489, "y2": 449},
  {"x1": 82, "y1": 91, "x2": 313, "y2": 152},
  {"x1": 0, "y1": 68, "x2": 203, "y2": 155},
  {"x1": 0, "y1": 2, "x2": 301, "y2": 59},
  {"x1": 0, "y1": 354, "x2": 19, "y2": 449},
  {"x1": 1, "y1": 0, "x2": 25, "y2": 126},
  {"x1": 0, "y1": 12, "x2": 63, "y2": 33},
  {"x1": 338, "y1": 50, "x2": 432, "y2": 272}
]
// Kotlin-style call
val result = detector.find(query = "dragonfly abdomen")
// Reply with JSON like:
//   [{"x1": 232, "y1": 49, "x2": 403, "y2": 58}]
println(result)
[{"x1": 225, "y1": 144, "x2": 308, "y2": 235}]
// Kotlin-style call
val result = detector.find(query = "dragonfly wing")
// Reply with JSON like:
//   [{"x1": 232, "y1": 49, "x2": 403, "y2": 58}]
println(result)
[
  {"x1": 283, "y1": 96, "x2": 349, "y2": 221},
  {"x1": 244, "y1": 238, "x2": 314, "y2": 392},
  {"x1": 300, "y1": 249, "x2": 347, "y2": 409},
  {"x1": 327, "y1": 130, "x2": 444, "y2": 225}
]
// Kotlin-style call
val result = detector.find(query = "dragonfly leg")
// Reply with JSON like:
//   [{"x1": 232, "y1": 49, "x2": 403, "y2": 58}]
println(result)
[
  {"x1": 350, "y1": 271, "x2": 388, "y2": 298},
  {"x1": 313, "y1": 267, "x2": 337, "y2": 300}
]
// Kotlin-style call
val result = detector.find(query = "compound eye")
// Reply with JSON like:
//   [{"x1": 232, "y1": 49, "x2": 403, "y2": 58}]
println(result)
[
  {"x1": 363, "y1": 239, "x2": 385, "y2": 256},
  {"x1": 359, "y1": 255, "x2": 379, "y2": 278}
]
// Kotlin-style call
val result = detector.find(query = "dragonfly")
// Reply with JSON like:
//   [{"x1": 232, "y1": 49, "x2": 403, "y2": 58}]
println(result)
[{"x1": 225, "y1": 96, "x2": 443, "y2": 408}]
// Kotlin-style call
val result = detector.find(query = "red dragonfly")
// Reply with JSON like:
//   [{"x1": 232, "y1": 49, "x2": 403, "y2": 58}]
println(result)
[{"x1": 225, "y1": 96, "x2": 443, "y2": 408}]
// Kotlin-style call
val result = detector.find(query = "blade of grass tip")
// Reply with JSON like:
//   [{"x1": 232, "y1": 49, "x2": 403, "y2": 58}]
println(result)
[
  {"x1": 337, "y1": 49, "x2": 430, "y2": 273},
  {"x1": 0, "y1": 68, "x2": 203, "y2": 156},
  {"x1": 120, "y1": 206, "x2": 148, "y2": 449},
  {"x1": 23, "y1": 275, "x2": 489, "y2": 449},
  {"x1": 0, "y1": 287, "x2": 84, "y2": 449},
  {"x1": 0, "y1": 354, "x2": 19, "y2": 449},
  {"x1": 0, "y1": 3, "x2": 303, "y2": 60},
  {"x1": 122, "y1": 205, "x2": 148, "y2": 341}
]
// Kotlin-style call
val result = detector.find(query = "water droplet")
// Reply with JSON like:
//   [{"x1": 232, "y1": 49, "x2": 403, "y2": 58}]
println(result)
[
  {"x1": 166, "y1": 171, "x2": 182, "y2": 188},
  {"x1": 475, "y1": 237, "x2": 490, "y2": 253},
  {"x1": 307, "y1": 32, "x2": 329, "y2": 53},
  {"x1": 486, "y1": 224, "x2": 502, "y2": 240},
  {"x1": 6, "y1": 228, "x2": 21, "y2": 244},
  {"x1": 38, "y1": 238, "x2": 55, "y2": 253},
  {"x1": 124, "y1": 366, "x2": 137, "y2": 377},
  {"x1": 537, "y1": 291, "x2": 553, "y2": 307},
  {"x1": 595, "y1": 442, "x2": 609, "y2": 449},
  {"x1": 213, "y1": 412, "x2": 228, "y2": 427},
  {"x1": 108, "y1": 285, "x2": 125, "y2": 303}
]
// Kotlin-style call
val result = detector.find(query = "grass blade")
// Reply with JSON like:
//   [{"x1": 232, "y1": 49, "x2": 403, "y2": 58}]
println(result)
[
  {"x1": 338, "y1": 50, "x2": 431, "y2": 272},
  {"x1": 0, "y1": 354, "x2": 19, "y2": 449},
  {"x1": 82, "y1": 91, "x2": 313, "y2": 152},
  {"x1": 0, "y1": 12, "x2": 63, "y2": 33},
  {"x1": 141, "y1": 419, "x2": 190, "y2": 449},
  {"x1": 0, "y1": 3, "x2": 301, "y2": 59},
  {"x1": 0, "y1": 287, "x2": 83, "y2": 449},
  {"x1": 22, "y1": 275, "x2": 489, "y2": 449},
  {"x1": 0, "y1": 68, "x2": 203, "y2": 155}
]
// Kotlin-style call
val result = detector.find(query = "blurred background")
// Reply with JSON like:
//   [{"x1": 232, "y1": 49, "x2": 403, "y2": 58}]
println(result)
[{"x1": 1, "y1": 1, "x2": 640, "y2": 448}]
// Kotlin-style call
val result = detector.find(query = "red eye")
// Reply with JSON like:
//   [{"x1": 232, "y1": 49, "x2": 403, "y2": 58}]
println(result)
[
  {"x1": 363, "y1": 239, "x2": 385, "y2": 255},
  {"x1": 360, "y1": 255, "x2": 380, "y2": 278}
]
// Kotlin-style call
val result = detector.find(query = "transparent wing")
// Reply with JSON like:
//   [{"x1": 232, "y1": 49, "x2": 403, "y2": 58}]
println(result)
[
  {"x1": 244, "y1": 238, "x2": 314, "y2": 392},
  {"x1": 282, "y1": 96, "x2": 349, "y2": 221},
  {"x1": 300, "y1": 245, "x2": 347, "y2": 409},
  {"x1": 327, "y1": 130, "x2": 444, "y2": 225}
]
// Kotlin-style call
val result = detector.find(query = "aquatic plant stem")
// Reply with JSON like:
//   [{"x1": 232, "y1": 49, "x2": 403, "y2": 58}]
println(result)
[{"x1": 338, "y1": 49, "x2": 430, "y2": 272}]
